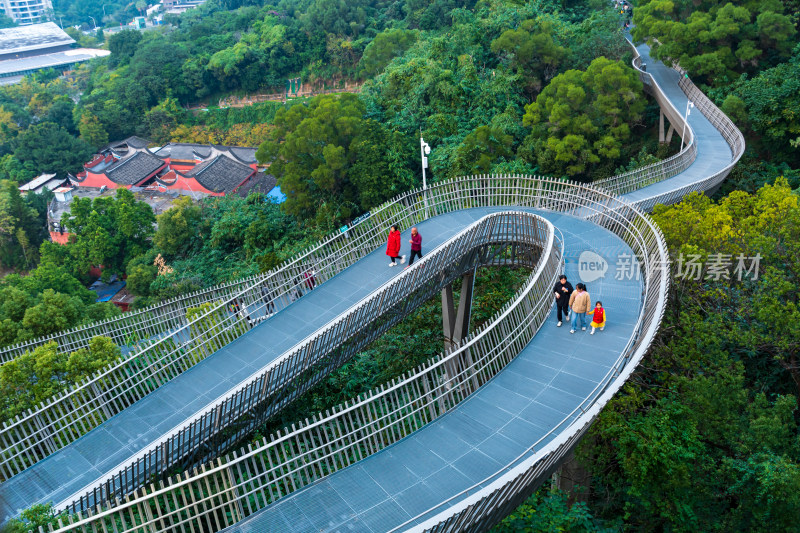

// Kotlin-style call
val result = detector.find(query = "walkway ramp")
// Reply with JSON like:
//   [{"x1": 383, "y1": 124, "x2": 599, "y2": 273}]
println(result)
[{"x1": 0, "y1": 37, "x2": 744, "y2": 532}]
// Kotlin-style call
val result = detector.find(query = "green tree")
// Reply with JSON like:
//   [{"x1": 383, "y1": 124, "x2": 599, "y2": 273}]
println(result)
[
  {"x1": 450, "y1": 125, "x2": 514, "y2": 179},
  {"x1": 153, "y1": 196, "x2": 200, "y2": 257},
  {"x1": 633, "y1": 0, "x2": 797, "y2": 85},
  {"x1": 0, "y1": 180, "x2": 44, "y2": 269},
  {"x1": 78, "y1": 112, "x2": 109, "y2": 148},
  {"x1": 519, "y1": 57, "x2": 645, "y2": 178},
  {"x1": 491, "y1": 18, "x2": 567, "y2": 95},
  {"x1": 19, "y1": 289, "x2": 83, "y2": 340},
  {"x1": 359, "y1": 28, "x2": 419, "y2": 78},
  {"x1": 257, "y1": 93, "x2": 399, "y2": 224},
  {"x1": 13, "y1": 122, "x2": 94, "y2": 175},
  {"x1": 63, "y1": 187, "x2": 155, "y2": 275}
]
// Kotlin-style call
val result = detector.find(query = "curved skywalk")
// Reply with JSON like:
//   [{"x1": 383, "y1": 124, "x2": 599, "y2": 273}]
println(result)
[
  {"x1": 226, "y1": 210, "x2": 642, "y2": 532},
  {"x1": 0, "y1": 210, "x2": 531, "y2": 520},
  {"x1": 0, "y1": 38, "x2": 741, "y2": 531},
  {"x1": 619, "y1": 42, "x2": 733, "y2": 207},
  {"x1": 222, "y1": 43, "x2": 741, "y2": 533}
]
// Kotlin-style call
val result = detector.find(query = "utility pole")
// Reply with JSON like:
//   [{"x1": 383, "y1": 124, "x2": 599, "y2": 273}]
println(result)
[{"x1": 420, "y1": 135, "x2": 431, "y2": 219}]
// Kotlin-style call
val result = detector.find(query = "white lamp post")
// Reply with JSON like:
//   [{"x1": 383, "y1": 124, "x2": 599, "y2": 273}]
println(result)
[
  {"x1": 680, "y1": 100, "x2": 694, "y2": 152},
  {"x1": 88, "y1": 15, "x2": 97, "y2": 30},
  {"x1": 420, "y1": 136, "x2": 431, "y2": 217}
]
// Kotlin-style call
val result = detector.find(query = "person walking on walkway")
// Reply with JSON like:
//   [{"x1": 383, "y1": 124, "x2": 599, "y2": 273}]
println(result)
[
  {"x1": 569, "y1": 283, "x2": 592, "y2": 333},
  {"x1": 588, "y1": 301, "x2": 606, "y2": 335},
  {"x1": 386, "y1": 225, "x2": 405, "y2": 267},
  {"x1": 405, "y1": 227, "x2": 422, "y2": 268},
  {"x1": 553, "y1": 274, "x2": 573, "y2": 327}
]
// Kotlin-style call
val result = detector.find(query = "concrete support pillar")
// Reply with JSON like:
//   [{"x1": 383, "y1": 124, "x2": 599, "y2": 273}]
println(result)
[
  {"x1": 441, "y1": 269, "x2": 477, "y2": 394},
  {"x1": 552, "y1": 450, "x2": 591, "y2": 505},
  {"x1": 666, "y1": 124, "x2": 675, "y2": 144},
  {"x1": 660, "y1": 109, "x2": 676, "y2": 144},
  {"x1": 442, "y1": 269, "x2": 476, "y2": 350}
]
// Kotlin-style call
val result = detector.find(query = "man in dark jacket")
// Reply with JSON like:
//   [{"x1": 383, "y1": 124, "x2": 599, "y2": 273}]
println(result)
[
  {"x1": 405, "y1": 227, "x2": 423, "y2": 267},
  {"x1": 553, "y1": 275, "x2": 573, "y2": 326}
]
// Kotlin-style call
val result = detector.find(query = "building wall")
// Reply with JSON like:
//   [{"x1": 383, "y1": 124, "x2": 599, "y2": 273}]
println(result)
[
  {"x1": 0, "y1": 43, "x2": 72, "y2": 62},
  {"x1": 0, "y1": 0, "x2": 53, "y2": 25},
  {"x1": 161, "y1": 175, "x2": 224, "y2": 196}
]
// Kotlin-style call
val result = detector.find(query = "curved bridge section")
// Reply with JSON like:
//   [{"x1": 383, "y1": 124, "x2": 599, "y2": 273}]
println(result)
[{"x1": 0, "y1": 41, "x2": 743, "y2": 532}]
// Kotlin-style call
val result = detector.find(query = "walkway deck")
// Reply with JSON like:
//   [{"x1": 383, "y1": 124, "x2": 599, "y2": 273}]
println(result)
[
  {"x1": 226, "y1": 212, "x2": 642, "y2": 532},
  {"x1": 0, "y1": 39, "x2": 737, "y2": 530},
  {"x1": 223, "y1": 41, "x2": 739, "y2": 533}
]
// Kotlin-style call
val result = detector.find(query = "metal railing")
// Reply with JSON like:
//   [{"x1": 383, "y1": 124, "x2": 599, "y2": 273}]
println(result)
[
  {"x1": 56, "y1": 208, "x2": 551, "y2": 514},
  {"x1": 40, "y1": 177, "x2": 667, "y2": 532},
  {"x1": 0, "y1": 40, "x2": 699, "y2": 369},
  {"x1": 4, "y1": 38, "x2": 743, "y2": 533},
  {"x1": 0, "y1": 270, "x2": 269, "y2": 365},
  {"x1": 593, "y1": 39, "x2": 697, "y2": 199}
]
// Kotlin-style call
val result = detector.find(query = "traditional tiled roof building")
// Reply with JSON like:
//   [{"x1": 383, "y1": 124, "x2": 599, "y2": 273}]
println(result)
[{"x1": 71, "y1": 138, "x2": 266, "y2": 197}]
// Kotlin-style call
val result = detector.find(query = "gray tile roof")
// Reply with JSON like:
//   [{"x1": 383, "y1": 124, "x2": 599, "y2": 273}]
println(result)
[
  {"x1": 154, "y1": 143, "x2": 257, "y2": 164},
  {"x1": 227, "y1": 147, "x2": 257, "y2": 164},
  {"x1": 154, "y1": 143, "x2": 210, "y2": 160},
  {"x1": 106, "y1": 151, "x2": 166, "y2": 186},
  {"x1": 235, "y1": 172, "x2": 276, "y2": 198},
  {"x1": 183, "y1": 155, "x2": 255, "y2": 194}
]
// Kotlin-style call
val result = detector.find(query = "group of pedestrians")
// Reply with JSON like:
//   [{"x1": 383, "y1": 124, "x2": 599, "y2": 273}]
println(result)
[
  {"x1": 553, "y1": 275, "x2": 606, "y2": 334},
  {"x1": 386, "y1": 225, "x2": 423, "y2": 269}
]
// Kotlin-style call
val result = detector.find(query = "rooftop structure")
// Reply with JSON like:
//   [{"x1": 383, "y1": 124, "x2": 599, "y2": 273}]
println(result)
[
  {"x1": 0, "y1": 22, "x2": 72, "y2": 59},
  {"x1": 0, "y1": 23, "x2": 110, "y2": 85},
  {"x1": 73, "y1": 137, "x2": 264, "y2": 197},
  {"x1": 163, "y1": 0, "x2": 205, "y2": 14},
  {"x1": 18, "y1": 172, "x2": 67, "y2": 194},
  {"x1": 0, "y1": 0, "x2": 52, "y2": 26}
]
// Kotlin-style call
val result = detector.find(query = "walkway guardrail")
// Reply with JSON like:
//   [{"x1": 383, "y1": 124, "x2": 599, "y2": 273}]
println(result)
[
  {"x1": 0, "y1": 39, "x2": 701, "y2": 369},
  {"x1": 56, "y1": 207, "x2": 551, "y2": 514},
  {"x1": 593, "y1": 39, "x2": 697, "y2": 199},
  {"x1": 40, "y1": 177, "x2": 666, "y2": 532}
]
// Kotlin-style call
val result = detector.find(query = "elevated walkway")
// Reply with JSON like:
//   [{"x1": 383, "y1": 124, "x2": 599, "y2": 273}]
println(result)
[
  {"x1": 0, "y1": 37, "x2": 743, "y2": 532},
  {"x1": 228, "y1": 212, "x2": 641, "y2": 532}
]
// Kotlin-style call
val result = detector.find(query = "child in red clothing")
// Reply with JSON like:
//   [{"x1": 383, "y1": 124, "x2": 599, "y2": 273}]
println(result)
[{"x1": 588, "y1": 301, "x2": 606, "y2": 335}]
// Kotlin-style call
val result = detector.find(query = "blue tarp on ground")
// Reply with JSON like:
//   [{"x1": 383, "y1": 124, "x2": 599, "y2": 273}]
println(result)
[{"x1": 89, "y1": 279, "x2": 126, "y2": 303}]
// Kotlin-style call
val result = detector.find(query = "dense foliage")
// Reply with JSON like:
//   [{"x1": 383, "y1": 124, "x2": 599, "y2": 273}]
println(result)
[
  {"x1": 1, "y1": 0, "x2": 799, "y2": 528},
  {"x1": 632, "y1": 0, "x2": 797, "y2": 85},
  {"x1": 0, "y1": 337, "x2": 120, "y2": 423}
]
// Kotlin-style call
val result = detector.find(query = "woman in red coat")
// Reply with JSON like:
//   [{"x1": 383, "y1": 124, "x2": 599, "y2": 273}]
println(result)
[{"x1": 386, "y1": 225, "x2": 405, "y2": 267}]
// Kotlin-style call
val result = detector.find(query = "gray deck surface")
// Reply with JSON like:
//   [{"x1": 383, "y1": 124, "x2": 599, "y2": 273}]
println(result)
[
  {"x1": 0, "y1": 208, "x2": 581, "y2": 520},
  {"x1": 620, "y1": 42, "x2": 733, "y2": 205},
  {"x1": 227, "y1": 213, "x2": 642, "y2": 533},
  {"x1": 225, "y1": 42, "x2": 738, "y2": 533},
  {"x1": 0, "y1": 41, "x2": 737, "y2": 529}
]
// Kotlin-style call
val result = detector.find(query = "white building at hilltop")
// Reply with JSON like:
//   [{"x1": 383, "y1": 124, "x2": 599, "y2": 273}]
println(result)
[
  {"x1": 0, "y1": 0, "x2": 52, "y2": 25},
  {"x1": 0, "y1": 22, "x2": 110, "y2": 85}
]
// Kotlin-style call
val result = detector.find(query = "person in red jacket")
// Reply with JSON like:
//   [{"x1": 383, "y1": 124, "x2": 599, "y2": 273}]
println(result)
[
  {"x1": 406, "y1": 227, "x2": 422, "y2": 268},
  {"x1": 386, "y1": 225, "x2": 405, "y2": 267}
]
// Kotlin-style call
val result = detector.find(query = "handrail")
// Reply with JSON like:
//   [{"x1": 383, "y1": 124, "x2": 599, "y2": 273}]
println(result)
[
  {"x1": 593, "y1": 38, "x2": 697, "y2": 198},
  {"x1": 40, "y1": 177, "x2": 666, "y2": 532},
  {"x1": 6, "y1": 38, "x2": 744, "y2": 533},
  {"x1": 47, "y1": 211, "x2": 558, "y2": 531},
  {"x1": 0, "y1": 39, "x2": 703, "y2": 368}
]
